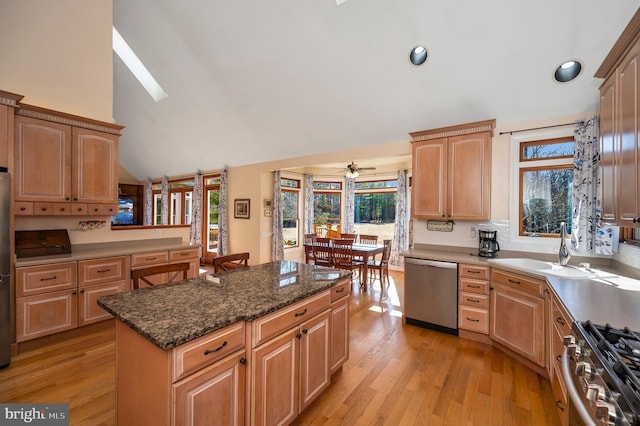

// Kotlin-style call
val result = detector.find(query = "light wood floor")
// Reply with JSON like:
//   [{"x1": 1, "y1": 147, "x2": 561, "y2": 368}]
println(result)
[{"x1": 0, "y1": 270, "x2": 560, "y2": 425}]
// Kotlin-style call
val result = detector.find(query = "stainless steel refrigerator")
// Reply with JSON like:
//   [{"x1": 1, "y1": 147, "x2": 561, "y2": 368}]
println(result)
[{"x1": 0, "y1": 168, "x2": 10, "y2": 367}]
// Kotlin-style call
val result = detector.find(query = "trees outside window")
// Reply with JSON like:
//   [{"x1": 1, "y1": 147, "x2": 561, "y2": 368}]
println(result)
[
  {"x1": 354, "y1": 180, "x2": 397, "y2": 242},
  {"x1": 281, "y1": 178, "x2": 300, "y2": 247}
]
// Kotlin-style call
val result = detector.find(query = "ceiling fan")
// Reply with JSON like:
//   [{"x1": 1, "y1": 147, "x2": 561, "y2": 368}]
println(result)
[{"x1": 345, "y1": 161, "x2": 375, "y2": 178}]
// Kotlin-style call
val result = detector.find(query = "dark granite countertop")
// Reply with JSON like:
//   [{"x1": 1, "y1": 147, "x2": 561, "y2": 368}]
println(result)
[{"x1": 97, "y1": 260, "x2": 351, "y2": 350}]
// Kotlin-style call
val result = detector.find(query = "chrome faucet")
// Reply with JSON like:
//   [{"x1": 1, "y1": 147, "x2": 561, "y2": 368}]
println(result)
[{"x1": 558, "y1": 222, "x2": 571, "y2": 266}]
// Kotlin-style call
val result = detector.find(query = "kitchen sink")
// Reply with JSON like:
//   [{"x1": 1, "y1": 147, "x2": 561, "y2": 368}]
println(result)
[
  {"x1": 488, "y1": 258, "x2": 555, "y2": 271},
  {"x1": 488, "y1": 258, "x2": 616, "y2": 280}
]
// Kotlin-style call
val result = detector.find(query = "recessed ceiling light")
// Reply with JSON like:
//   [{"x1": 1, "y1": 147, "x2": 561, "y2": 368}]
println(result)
[
  {"x1": 554, "y1": 60, "x2": 582, "y2": 83},
  {"x1": 409, "y1": 46, "x2": 428, "y2": 66}
]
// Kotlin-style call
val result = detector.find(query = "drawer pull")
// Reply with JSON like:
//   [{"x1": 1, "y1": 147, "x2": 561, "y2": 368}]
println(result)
[
  {"x1": 468, "y1": 285, "x2": 481, "y2": 289},
  {"x1": 204, "y1": 341, "x2": 227, "y2": 355},
  {"x1": 240, "y1": 357, "x2": 246, "y2": 365},
  {"x1": 556, "y1": 354, "x2": 562, "y2": 362},
  {"x1": 466, "y1": 298, "x2": 480, "y2": 303},
  {"x1": 294, "y1": 308, "x2": 308, "y2": 317},
  {"x1": 41, "y1": 207, "x2": 47, "y2": 211},
  {"x1": 302, "y1": 328, "x2": 308, "y2": 334},
  {"x1": 296, "y1": 333, "x2": 302, "y2": 339},
  {"x1": 97, "y1": 269, "x2": 111, "y2": 273},
  {"x1": 556, "y1": 317, "x2": 566, "y2": 326},
  {"x1": 468, "y1": 270, "x2": 480, "y2": 274},
  {"x1": 20, "y1": 207, "x2": 26, "y2": 211},
  {"x1": 555, "y1": 400, "x2": 566, "y2": 412},
  {"x1": 146, "y1": 257, "x2": 157, "y2": 261},
  {"x1": 335, "y1": 288, "x2": 345, "y2": 293},
  {"x1": 508, "y1": 278, "x2": 521, "y2": 285},
  {"x1": 40, "y1": 276, "x2": 58, "y2": 281},
  {"x1": 466, "y1": 317, "x2": 480, "y2": 322},
  {"x1": 180, "y1": 253, "x2": 188, "y2": 256}
]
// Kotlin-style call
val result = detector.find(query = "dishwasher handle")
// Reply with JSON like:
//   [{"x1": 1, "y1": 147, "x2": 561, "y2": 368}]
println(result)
[{"x1": 405, "y1": 257, "x2": 457, "y2": 269}]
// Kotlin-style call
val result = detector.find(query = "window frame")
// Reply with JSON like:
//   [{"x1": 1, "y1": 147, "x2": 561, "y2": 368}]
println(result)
[
  {"x1": 281, "y1": 177, "x2": 301, "y2": 249},
  {"x1": 313, "y1": 180, "x2": 342, "y2": 229},
  {"x1": 202, "y1": 174, "x2": 221, "y2": 254}
]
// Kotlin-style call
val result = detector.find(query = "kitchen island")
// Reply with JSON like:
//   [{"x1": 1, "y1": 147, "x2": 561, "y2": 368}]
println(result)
[{"x1": 98, "y1": 260, "x2": 352, "y2": 426}]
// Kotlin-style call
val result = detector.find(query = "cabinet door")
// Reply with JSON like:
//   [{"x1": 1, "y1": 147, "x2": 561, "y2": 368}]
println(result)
[
  {"x1": 252, "y1": 328, "x2": 299, "y2": 426},
  {"x1": 78, "y1": 280, "x2": 126, "y2": 326},
  {"x1": 16, "y1": 289, "x2": 77, "y2": 342},
  {"x1": 448, "y1": 133, "x2": 491, "y2": 220},
  {"x1": 412, "y1": 138, "x2": 447, "y2": 218},
  {"x1": 617, "y1": 40, "x2": 640, "y2": 224},
  {"x1": 490, "y1": 284, "x2": 545, "y2": 367},
  {"x1": 330, "y1": 299, "x2": 349, "y2": 374},
  {"x1": 173, "y1": 351, "x2": 246, "y2": 426},
  {"x1": 600, "y1": 75, "x2": 618, "y2": 224},
  {"x1": 299, "y1": 310, "x2": 331, "y2": 411},
  {"x1": 14, "y1": 116, "x2": 71, "y2": 202},
  {"x1": 72, "y1": 127, "x2": 118, "y2": 203}
]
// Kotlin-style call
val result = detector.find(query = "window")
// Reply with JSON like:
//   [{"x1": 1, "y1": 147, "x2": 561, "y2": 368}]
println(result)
[
  {"x1": 281, "y1": 178, "x2": 300, "y2": 248},
  {"x1": 519, "y1": 137, "x2": 573, "y2": 236},
  {"x1": 203, "y1": 175, "x2": 220, "y2": 253},
  {"x1": 151, "y1": 179, "x2": 194, "y2": 225},
  {"x1": 314, "y1": 181, "x2": 341, "y2": 229},
  {"x1": 354, "y1": 179, "x2": 397, "y2": 242}
]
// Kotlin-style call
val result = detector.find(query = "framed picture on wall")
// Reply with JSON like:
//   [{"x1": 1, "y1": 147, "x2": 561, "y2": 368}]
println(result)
[{"x1": 234, "y1": 199, "x2": 250, "y2": 219}]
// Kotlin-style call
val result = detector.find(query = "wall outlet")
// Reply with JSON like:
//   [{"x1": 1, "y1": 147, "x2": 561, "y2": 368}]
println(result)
[{"x1": 470, "y1": 227, "x2": 476, "y2": 238}]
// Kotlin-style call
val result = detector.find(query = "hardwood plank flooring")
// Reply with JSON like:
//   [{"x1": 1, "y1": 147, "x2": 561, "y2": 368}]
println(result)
[{"x1": 0, "y1": 270, "x2": 561, "y2": 425}]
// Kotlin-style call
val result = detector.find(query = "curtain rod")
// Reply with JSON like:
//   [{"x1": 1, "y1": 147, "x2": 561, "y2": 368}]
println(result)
[{"x1": 499, "y1": 122, "x2": 575, "y2": 136}]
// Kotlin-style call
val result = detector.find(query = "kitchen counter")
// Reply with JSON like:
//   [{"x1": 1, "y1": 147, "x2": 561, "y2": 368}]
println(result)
[
  {"x1": 98, "y1": 260, "x2": 351, "y2": 349},
  {"x1": 14, "y1": 237, "x2": 196, "y2": 267}
]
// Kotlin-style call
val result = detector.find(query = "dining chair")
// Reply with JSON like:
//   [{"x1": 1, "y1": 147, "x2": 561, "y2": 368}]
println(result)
[
  {"x1": 339, "y1": 233, "x2": 356, "y2": 242},
  {"x1": 213, "y1": 252, "x2": 250, "y2": 273},
  {"x1": 358, "y1": 234, "x2": 378, "y2": 245},
  {"x1": 304, "y1": 233, "x2": 316, "y2": 264},
  {"x1": 367, "y1": 239, "x2": 391, "y2": 287},
  {"x1": 312, "y1": 237, "x2": 333, "y2": 267},
  {"x1": 331, "y1": 238, "x2": 363, "y2": 283},
  {"x1": 131, "y1": 262, "x2": 190, "y2": 289}
]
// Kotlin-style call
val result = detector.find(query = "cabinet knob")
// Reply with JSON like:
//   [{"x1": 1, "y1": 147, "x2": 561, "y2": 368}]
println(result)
[
  {"x1": 66, "y1": 197, "x2": 70, "y2": 201},
  {"x1": 240, "y1": 357, "x2": 246, "y2": 365},
  {"x1": 20, "y1": 207, "x2": 26, "y2": 211}
]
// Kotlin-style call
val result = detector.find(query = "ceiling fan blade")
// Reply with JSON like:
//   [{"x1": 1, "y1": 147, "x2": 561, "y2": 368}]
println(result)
[{"x1": 359, "y1": 167, "x2": 376, "y2": 170}]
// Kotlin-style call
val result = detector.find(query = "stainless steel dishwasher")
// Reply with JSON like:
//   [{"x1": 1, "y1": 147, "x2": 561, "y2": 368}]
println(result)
[{"x1": 404, "y1": 257, "x2": 458, "y2": 335}]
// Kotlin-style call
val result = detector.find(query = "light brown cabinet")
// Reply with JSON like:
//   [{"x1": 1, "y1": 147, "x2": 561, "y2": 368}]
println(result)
[
  {"x1": 458, "y1": 264, "x2": 490, "y2": 335},
  {"x1": 131, "y1": 248, "x2": 200, "y2": 287},
  {"x1": 330, "y1": 280, "x2": 351, "y2": 374},
  {"x1": 13, "y1": 105, "x2": 122, "y2": 216},
  {"x1": 409, "y1": 119, "x2": 495, "y2": 220},
  {"x1": 596, "y1": 12, "x2": 640, "y2": 226},
  {"x1": 251, "y1": 290, "x2": 332, "y2": 426},
  {"x1": 489, "y1": 268, "x2": 546, "y2": 368},
  {"x1": 546, "y1": 285, "x2": 569, "y2": 426}
]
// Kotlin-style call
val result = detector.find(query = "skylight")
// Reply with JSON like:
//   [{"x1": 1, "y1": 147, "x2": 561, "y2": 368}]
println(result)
[{"x1": 112, "y1": 26, "x2": 168, "y2": 102}]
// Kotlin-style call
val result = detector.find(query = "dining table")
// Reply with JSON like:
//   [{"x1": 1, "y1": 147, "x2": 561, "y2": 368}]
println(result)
[{"x1": 304, "y1": 241, "x2": 384, "y2": 287}]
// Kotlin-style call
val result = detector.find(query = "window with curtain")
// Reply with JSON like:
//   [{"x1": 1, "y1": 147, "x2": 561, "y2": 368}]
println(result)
[
  {"x1": 354, "y1": 179, "x2": 397, "y2": 242},
  {"x1": 519, "y1": 137, "x2": 574, "y2": 236},
  {"x1": 313, "y1": 181, "x2": 341, "y2": 230},
  {"x1": 203, "y1": 175, "x2": 221, "y2": 254},
  {"x1": 152, "y1": 179, "x2": 195, "y2": 225},
  {"x1": 281, "y1": 177, "x2": 300, "y2": 248}
]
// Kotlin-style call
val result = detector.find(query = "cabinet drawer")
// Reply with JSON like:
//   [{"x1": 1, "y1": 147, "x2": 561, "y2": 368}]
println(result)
[
  {"x1": 78, "y1": 256, "x2": 127, "y2": 286},
  {"x1": 33, "y1": 202, "x2": 54, "y2": 215},
  {"x1": 331, "y1": 279, "x2": 350, "y2": 302},
  {"x1": 169, "y1": 248, "x2": 200, "y2": 262},
  {"x1": 459, "y1": 291, "x2": 489, "y2": 309},
  {"x1": 459, "y1": 306, "x2": 489, "y2": 334},
  {"x1": 252, "y1": 290, "x2": 331, "y2": 348},
  {"x1": 172, "y1": 321, "x2": 245, "y2": 382},
  {"x1": 15, "y1": 202, "x2": 33, "y2": 215},
  {"x1": 16, "y1": 262, "x2": 77, "y2": 297},
  {"x1": 102, "y1": 204, "x2": 118, "y2": 215},
  {"x1": 459, "y1": 278, "x2": 489, "y2": 295},
  {"x1": 53, "y1": 203, "x2": 72, "y2": 215},
  {"x1": 459, "y1": 264, "x2": 489, "y2": 280},
  {"x1": 87, "y1": 204, "x2": 104, "y2": 215},
  {"x1": 491, "y1": 269, "x2": 543, "y2": 295},
  {"x1": 131, "y1": 251, "x2": 169, "y2": 267},
  {"x1": 552, "y1": 298, "x2": 571, "y2": 337},
  {"x1": 72, "y1": 203, "x2": 88, "y2": 215}
]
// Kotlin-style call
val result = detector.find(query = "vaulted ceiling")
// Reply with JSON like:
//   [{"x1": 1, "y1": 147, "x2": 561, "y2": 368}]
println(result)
[{"x1": 113, "y1": 1, "x2": 639, "y2": 180}]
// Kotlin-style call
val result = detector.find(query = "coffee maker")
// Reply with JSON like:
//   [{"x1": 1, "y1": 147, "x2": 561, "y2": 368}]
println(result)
[{"x1": 478, "y1": 229, "x2": 500, "y2": 258}]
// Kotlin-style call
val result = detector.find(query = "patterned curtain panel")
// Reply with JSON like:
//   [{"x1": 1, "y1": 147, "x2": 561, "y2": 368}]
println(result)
[
  {"x1": 143, "y1": 179, "x2": 153, "y2": 226},
  {"x1": 218, "y1": 170, "x2": 230, "y2": 256},
  {"x1": 304, "y1": 174, "x2": 314, "y2": 235},
  {"x1": 571, "y1": 116, "x2": 617, "y2": 255},
  {"x1": 390, "y1": 169, "x2": 408, "y2": 266},
  {"x1": 161, "y1": 176, "x2": 169, "y2": 225},
  {"x1": 189, "y1": 171, "x2": 203, "y2": 257},
  {"x1": 343, "y1": 177, "x2": 355, "y2": 233},
  {"x1": 272, "y1": 171, "x2": 284, "y2": 260}
]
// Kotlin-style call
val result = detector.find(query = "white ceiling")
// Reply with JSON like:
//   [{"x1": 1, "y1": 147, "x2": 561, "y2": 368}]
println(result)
[{"x1": 113, "y1": 0, "x2": 639, "y2": 180}]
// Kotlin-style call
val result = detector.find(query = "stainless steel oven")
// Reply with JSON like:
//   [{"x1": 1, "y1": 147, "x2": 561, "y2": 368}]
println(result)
[{"x1": 562, "y1": 321, "x2": 640, "y2": 425}]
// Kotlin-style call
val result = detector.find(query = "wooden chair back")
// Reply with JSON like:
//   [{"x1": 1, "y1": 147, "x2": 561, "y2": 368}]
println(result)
[
  {"x1": 304, "y1": 234, "x2": 316, "y2": 264},
  {"x1": 213, "y1": 252, "x2": 250, "y2": 273},
  {"x1": 131, "y1": 262, "x2": 190, "y2": 289},
  {"x1": 339, "y1": 233, "x2": 356, "y2": 242},
  {"x1": 358, "y1": 234, "x2": 378, "y2": 245},
  {"x1": 331, "y1": 238, "x2": 355, "y2": 269},
  {"x1": 312, "y1": 237, "x2": 333, "y2": 267}
]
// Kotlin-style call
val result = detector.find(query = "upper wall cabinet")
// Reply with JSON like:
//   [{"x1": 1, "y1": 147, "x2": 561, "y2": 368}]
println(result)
[
  {"x1": 14, "y1": 104, "x2": 123, "y2": 215},
  {"x1": 596, "y1": 9, "x2": 640, "y2": 227},
  {"x1": 0, "y1": 90, "x2": 24, "y2": 169},
  {"x1": 410, "y1": 119, "x2": 495, "y2": 220}
]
